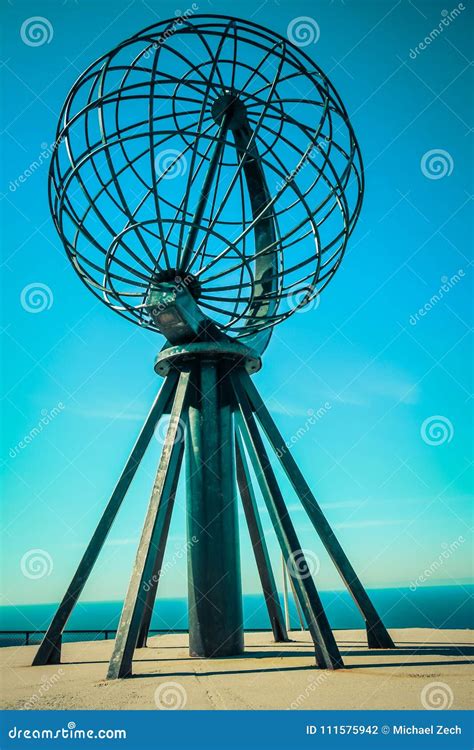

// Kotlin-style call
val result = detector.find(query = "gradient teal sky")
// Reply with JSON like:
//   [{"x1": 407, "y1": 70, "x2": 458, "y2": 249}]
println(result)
[{"x1": 1, "y1": 0, "x2": 472, "y2": 609}]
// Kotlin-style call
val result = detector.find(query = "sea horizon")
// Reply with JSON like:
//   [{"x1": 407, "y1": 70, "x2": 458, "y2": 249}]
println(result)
[{"x1": 1, "y1": 585, "x2": 472, "y2": 646}]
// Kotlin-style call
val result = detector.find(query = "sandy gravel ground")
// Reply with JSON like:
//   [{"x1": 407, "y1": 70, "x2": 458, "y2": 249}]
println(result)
[{"x1": 0, "y1": 629, "x2": 472, "y2": 710}]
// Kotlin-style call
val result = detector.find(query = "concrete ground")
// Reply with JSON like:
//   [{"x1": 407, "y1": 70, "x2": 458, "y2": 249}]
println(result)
[{"x1": 0, "y1": 629, "x2": 472, "y2": 710}]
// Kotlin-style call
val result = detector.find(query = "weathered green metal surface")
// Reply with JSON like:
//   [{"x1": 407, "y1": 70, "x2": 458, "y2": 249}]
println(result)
[
  {"x1": 239, "y1": 371, "x2": 395, "y2": 650},
  {"x1": 235, "y1": 432, "x2": 288, "y2": 643},
  {"x1": 154, "y1": 339, "x2": 261, "y2": 377},
  {"x1": 107, "y1": 371, "x2": 191, "y2": 679},
  {"x1": 32, "y1": 372, "x2": 179, "y2": 667},
  {"x1": 146, "y1": 283, "x2": 207, "y2": 344},
  {"x1": 232, "y1": 114, "x2": 279, "y2": 356},
  {"x1": 186, "y1": 363, "x2": 244, "y2": 657}
]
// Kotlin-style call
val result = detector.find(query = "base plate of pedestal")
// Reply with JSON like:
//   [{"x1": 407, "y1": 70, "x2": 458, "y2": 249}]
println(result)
[{"x1": 154, "y1": 341, "x2": 261, "y2": 377}]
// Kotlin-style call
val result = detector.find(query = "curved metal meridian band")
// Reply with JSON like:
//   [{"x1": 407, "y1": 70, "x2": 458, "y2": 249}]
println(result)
[
  {"x1": 50, "y1": 17, "x2": 364, "y2": 338},
  {"x1": 179, "y1": 97, "x2": 279, "y2": 355},
  {"x1": 232, "y1": 117, "x2": 279, "y2": 355}
]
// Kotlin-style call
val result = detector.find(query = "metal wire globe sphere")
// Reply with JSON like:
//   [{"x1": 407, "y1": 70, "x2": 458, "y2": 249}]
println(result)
[{"x1": 49, "y1": 14, "x2": 363, "y2": 348}]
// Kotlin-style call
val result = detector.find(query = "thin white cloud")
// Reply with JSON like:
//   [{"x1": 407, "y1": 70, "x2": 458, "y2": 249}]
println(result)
[
  {"x1": 320, "y1": 500, "x2": 368, "y2": 510},
  {"x1": 69, "y1": 407, "x2": 147, "y2": 422},
  {"x1": 265, "y1": 398, "x2": 317, "y2": 418},
  {"x1": 335, "y1": 519, "x2": 408, "y2": 530},
  {"x1": 104, "y1": 537, "x2": 138, "y2": 546}
]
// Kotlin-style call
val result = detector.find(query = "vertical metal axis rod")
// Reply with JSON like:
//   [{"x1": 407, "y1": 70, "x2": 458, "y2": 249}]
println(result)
[
  {"x1": 235, "y1": 432, "x2": 288, "y2": 643},
  {"x1": 239, "y1": 372, "x2": 395, "y2": 650},
  {"x1": 136, "y1": 441, "x2": 184, "y2": 649},
  {"x1": 186, "y1": 363, "x2": 244, "y2": 658},
  {"x1": 232, "y1": 374, "x2": 343, "y2": 670},
  {"x1": 107, "y1": 370, "x2": 190, "y2": 679},
  {"x1": 32, "y1": 372, "x2": 179, "y2": 667},
  {"x1": 179, "y1": 115, "x2": 230, "y2": 271}
]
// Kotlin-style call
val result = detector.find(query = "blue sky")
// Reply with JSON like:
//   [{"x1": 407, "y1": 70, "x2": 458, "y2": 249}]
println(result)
[{"x1": 0, "y1": 0, "x2": 472, "y2": 610}]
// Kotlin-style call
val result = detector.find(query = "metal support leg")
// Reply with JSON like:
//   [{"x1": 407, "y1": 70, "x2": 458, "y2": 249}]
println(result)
[
  {"x1": 107, "y1": 371, "x2": 190, "y2": 679},
  {"x1": 282, "y1": 555, "x2": 290, "y2": 633},
  {"x1": 239, "y1": 371, "x2": 395, "y2": 650},
  {"x1": 288, "y1": 570, "x2": 306, "y2": 631},
  {"x1": 32, "y1": 372, "x2": 179, "y2": 667},
  {"x1": 232, "y1": 374, "x2": 343, "y2": 670},
  {"x1": 186, "y1": 365, "x2": 244, "y2": 658},
  {"x1": 136, "y1": 442, "x2": 184, "y2": 648},
  {"x1": 235, "y1": 432, "x2": 288, "y2": 643}
]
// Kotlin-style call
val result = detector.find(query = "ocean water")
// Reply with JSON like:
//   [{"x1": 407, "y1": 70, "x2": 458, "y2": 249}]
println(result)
[{"x1": 0, "y1": 586, "x2": 472, "y2": 646}]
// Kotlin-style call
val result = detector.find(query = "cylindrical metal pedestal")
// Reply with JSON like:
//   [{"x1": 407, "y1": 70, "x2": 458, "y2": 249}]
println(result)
[{"x1": 185, "y1": 360, "x2": 244, "y2": 657}]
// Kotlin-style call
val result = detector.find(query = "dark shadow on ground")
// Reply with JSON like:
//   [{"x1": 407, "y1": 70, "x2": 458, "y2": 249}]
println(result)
[
  {"x1": 130, "y1": 658, "x2": 473, "y2": 679},
  {"x1": 59, "y1": 642, "x2": 474, "y2": 670}
]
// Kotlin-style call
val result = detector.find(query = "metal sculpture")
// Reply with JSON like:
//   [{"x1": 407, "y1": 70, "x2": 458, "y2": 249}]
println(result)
[{"x1": 33, "y1": 15, "x2": 394, "y2": 679}]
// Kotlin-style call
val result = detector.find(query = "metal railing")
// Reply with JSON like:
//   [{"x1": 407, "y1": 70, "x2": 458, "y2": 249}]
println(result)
[
  {"x1": 0, "y1": 629, "x2": 186, "y2": 647},
  {"x1": 0, "y1": 628, "x2": 273, "y2": 647}
]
